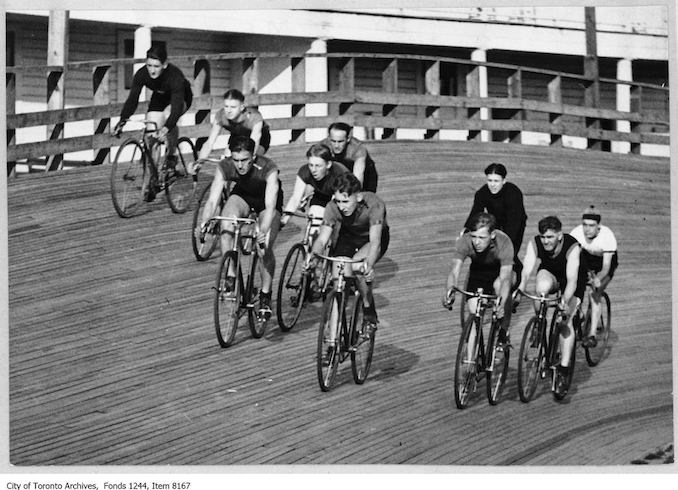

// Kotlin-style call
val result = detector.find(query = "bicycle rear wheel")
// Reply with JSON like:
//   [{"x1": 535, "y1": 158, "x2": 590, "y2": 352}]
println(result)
[
  {"x1": 165, "y1": 137, "x2": 197, "y2": 213},
  {"x1": 245, "y1": 252, "x2": 268, "y2": 339},
  {"x1": 317, "y1": 290, "x2": 342, "y2": 391},
  {"x1": 583, "y1": 292, "x2": 611, "y2": 367},
  {"x1": 276, "y1": 243, "x2": 308, "y2": 332},
  {"x1": 191, "y1": 184, "x2": 222, "y2": 261},
  {"x1": 486, "y1": 320, "x2": 510, "y2": 405},
  {"x1": 517, "y1": 317, "x2": 544, "y2": 403},
  {"x1": 454, "y1": 315, "x2": 480, "y2": 409},
  {"x1": 111, "y1": 139, "x2": 146, "y2": 218},
  {"x1": 351, "y1": 294, "x2": 375, "y2": 384},
  {"x1": 214, "y1": 251, "x2": 242, "y2": 347}
]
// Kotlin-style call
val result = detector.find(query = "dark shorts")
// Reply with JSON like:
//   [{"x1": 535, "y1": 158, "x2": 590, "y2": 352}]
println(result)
[
  {"x1": 148, "y1": 87, "x2": 193, "y2": 113},
  {"x1": 331, "y1": 225, "x2": 390, "y2": 259},
  {"x1": 363, "y1": 164, "x2": 378, "y2": 193},
  {"x1": 548, "y1": 272, "x2": 586, "y2": 301},
  {"x1": 583, "y1": 251, "x2": 619, "y2": 279}
]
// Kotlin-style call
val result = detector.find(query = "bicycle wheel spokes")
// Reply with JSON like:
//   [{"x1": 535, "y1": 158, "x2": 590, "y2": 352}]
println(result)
[
  {"x1": 317, "y1": 291, "x2": 341, "y2": 391},
  {"x1": 276, "y1": 244, "x2": 308, "y2": 332},
  {"x1": 486, "y1": 321, "x2": 510, "y2": 405},
  {"x1": 111, "y1": 139, "x2": 146, "y2": 218},
  {"x1": 584, "y1": 292, "x2": 611, "y2": 367},
  {"x1": 350, "y1": 295, "x2": 375, "y2": 385},
  {"x1": 165, "y1": 137, "x2": 197, "y2": 214},
  {"x1": 246, "y1": 253, "x2": 268, "y2": 339},
  {"x1": 191, "y1": 184, "x2": 220, "y2": 261},
  {"x1": 454, "y1": 315, "x2": 479, "y2": 409},
  {"x1": 214, "y1": 252, "x2": 242, "y2": 347},
  {"x1": 517, "y1": 317, "x2": 543, "y2": 403}
]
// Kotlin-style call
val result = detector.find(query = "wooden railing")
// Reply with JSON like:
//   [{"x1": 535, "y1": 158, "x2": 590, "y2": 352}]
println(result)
[{"x1": 5, "y1": 51, "x2": 670, "y2": 173}]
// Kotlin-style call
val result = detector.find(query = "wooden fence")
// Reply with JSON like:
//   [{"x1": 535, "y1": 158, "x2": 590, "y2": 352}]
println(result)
[{"x1": 5, "y1": 51, "x2": 670, "y2": 173}]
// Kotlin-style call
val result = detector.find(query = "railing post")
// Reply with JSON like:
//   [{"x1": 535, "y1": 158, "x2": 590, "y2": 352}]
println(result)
[
  {"x1": 291, "y1": 56, "x2": 305, "y2": 143},
  {"x1": 193, "y1": 58, "x2": 211, "y2": 153},
  {"x1": 92, "y1": 65, "x2": 111, "y2": 165},
  {"x1": 381, "y1": 58, "x2": 398, "y2": 140},
  {"x1": 507, "y1": 68, "x2": 523, "y2": 143},
  {"x1": 548, "y1": 75, "x2": 563, "y2": 148},
  {"x1": 424, "y1": 60, "x2": 440, "y2": 140},
  {"x1": 630, "y1": 85, "x2": 642, "y2": 154},
  {"x1": 242, "y1": 57, "x2": 259, "y2": 97},
  {"x1": 45, "y1": 10, "x2": 69, "y2": 171},
  {"x1": 584, "y1": 6, "x2": 603, "y2": 151},
  {"x1": 466, "y1": 65, "x2": 482, "y2": 142},
  {"x1": 337, "y1": 56, "x2": 355, "y2": 116},
  {"x1": 6, "y1": 72, "x2": 16, "y2": 176}
]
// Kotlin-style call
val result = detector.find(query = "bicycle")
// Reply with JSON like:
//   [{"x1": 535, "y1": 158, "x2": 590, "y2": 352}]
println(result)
[
  {"x1": 516, "y1": 290, "x2": 574, "y2": 402},
  {"x1": 191, "y1": 158, "x2": 232, "y2": 261},
  {"x1": 574, "y1": 282, "x2": 612, "y2": 367},
  {"x1": 209, "y1": 215, "x2": 269, "y2": 347},
  {"x1": 111, "y1": 120, "x2": 197, "y2": 218},
  {"x1": 314, "y1": 253, "x2": 375, "y2": 392},
  {"x1": 275, "y1": 209, "x2": 330, "y2": 332},
  {"x1": 448, "y1": 285, "x2": 511, "y2": 409}
]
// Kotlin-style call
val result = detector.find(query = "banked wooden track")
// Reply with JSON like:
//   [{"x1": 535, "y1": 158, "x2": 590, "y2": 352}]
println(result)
[{"x1": 7, "y1": 140, "x2": 673, "y2": 466}]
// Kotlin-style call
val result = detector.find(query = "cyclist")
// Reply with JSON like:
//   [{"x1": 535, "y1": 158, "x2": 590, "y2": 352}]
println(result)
[
  {"x1": 323, "y1": 122, "x2": 379, "y2": 193},
  {"x1": 570, "y1": 205, "x2": 618, "y2": 347},
  {"x1": 463, "y1": 163, "x2": 527, "y2": 283},
  {"x1": 309, "y1": 173, "x2": 389, "y2": 332},
  {"x1": 442, "y1": 212, "x2": 514, "y2": 343},
  {"x1": 195, "y1": 88, "x2": 271, "y2": 168},
  {"x1": 198, "y1": 135, "x2": 283, "y2": 319},
  {"x1": 114, "y1": 45, "x2": 193, "y2": 201},
  {"x1": 517, "y1": 215, "x2": 587, "y2": 396}
]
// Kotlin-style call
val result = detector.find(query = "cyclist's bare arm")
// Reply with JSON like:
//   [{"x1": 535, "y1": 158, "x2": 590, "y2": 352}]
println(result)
[
  {"x1": 310, "y1": 224, "x2": 333, "y2": 260},
  {"x1": 361, "y1": 223, "x2": 383, "y2": 276},
  {"x1": 257, "y1": 171, "x2": 280, "y2": 245},
  {"x1": 200, "y1": 171, "x2": 228, "y2": 228},
  {"x1": 443, "y1": 258, "x2": 464, "y2": 307},
  {"x1": 250, "y1": 121, "x2": 264, "y2": 157},
  {"x1": 517, "y1": 240, "x2": 538, "y2": 292},
  {"x1": 496, "y1": 263, "x2": 513, "y2": 316},
  {"x1": 562, "y1": 246, "x2": 581, "y2": 307},
  {"x1": 352, "y1": 156, "x2": 367, "y2": 186},
  {"x1": 197, "y1": 120, "x2": 223, "y2": 160},
  {"x1": 281, "y1": 176, "x2": 308, "y2": 226}
]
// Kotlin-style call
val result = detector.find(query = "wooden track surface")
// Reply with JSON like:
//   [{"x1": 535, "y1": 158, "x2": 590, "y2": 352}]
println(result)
[{"x1": 7, "y1": 140, "x2": 673, "y2": 466}]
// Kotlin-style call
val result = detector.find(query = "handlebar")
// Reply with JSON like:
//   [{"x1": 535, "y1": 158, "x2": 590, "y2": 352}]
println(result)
[
  {"x1": 449, "y1": 285, "x2": 497, "y2": 301},
  {"x1": 312, "y1": 253, "x2": 364, "y2": 264},
  {"x1": 516, "y1": 289, "x2": 562, "y2": 304}
]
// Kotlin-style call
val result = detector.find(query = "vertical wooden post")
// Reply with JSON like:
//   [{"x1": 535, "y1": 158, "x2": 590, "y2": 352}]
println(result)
[
  {"x1": 193, "y1": 58, "x2": 211, "y2": 153},
  {"x1": 630, "y1": 84, "x2": 642, "y2": 154},
  {"x1": 6, "y1": 72, "x2": 16, "y2": 176},
  {"x1": 92, "y1": 65, "x2": 111, "y2": 165},
  {"x1": 290, "y1": 57, "x2": 305, "y2": 143},
  {"x1": 424, "y1": 60, "x2": 440, "y2": 140},
  {"x1": 584, "y1": 6, "x2": 602, "y2": 150},
  {"x1": 381, "y1": 58, "x2": 398, "y2": 140},
  {"x1": 548, "y1": 75, "x2": 563, "y2": 147},
  {"x1": 242, "y1": 57, "x2": 259, "y2": 97},
  {"x1": 507, "y1": 68, "x2": 523, "y2": 143},
  {"x1": 46, "y1": 10, "x2": 69, "y2": 171},
  {"x1": 337, "y1": 56, "x2": 355, "y2": 116},
  {"x1": 466, "y1": 65, "x2": 481, "y2": 141}
]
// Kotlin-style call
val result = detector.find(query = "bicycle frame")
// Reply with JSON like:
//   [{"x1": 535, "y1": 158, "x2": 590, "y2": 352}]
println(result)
[
  {"x1": 452, "y1": 286, "x2": 498, "y2": 372},
  {"x1": 520, "y1": 290, "x2": 563, "y2": 379}
]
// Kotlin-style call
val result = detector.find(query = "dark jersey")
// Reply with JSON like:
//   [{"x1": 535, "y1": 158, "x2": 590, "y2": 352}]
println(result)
[
  {"x1": 322, "y1": 136, "x2": 378, "y2": 192},
  {"x1": 216, "y1": 107, "x2": 271, "y2": 151},
  {"x1": 297, "y1": 162, "x2": 349, "y2": 207},
  {"x1": 465, "y1": 182, "x2": 527, "y2": 253},
  {"x1": 452, "y1": 230, "x2": 514, "y2": 275},
  {"x1": 323, "y1": 192, "x2": 388, "y2": 240},
  {"x1": 535, "y1": 233, "x2": 587, "y2": 297},
  {"x1": 120, "y1": 63, "x2": 193, "y2": 130},
  {"x1": 217, "y1": 155, "x2": 283, "y2": 213}
]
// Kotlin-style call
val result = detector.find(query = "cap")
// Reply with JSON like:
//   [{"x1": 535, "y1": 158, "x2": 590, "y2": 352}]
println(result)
[{"x1": 582, "y1": 205, "x2": 601, "y2": 223}]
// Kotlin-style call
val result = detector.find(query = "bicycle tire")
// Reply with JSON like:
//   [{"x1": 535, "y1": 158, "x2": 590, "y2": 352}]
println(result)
[
  {"x1": 351, "y1": 294, "x2": 375, "y2": 385},
  {"x1": 164, "y1": 137, "x2": 197, "y2": 213},
  {"x1": 454, "y1": 315, "x2": 480, "y2": 409},
  {"x1": 245, "y1": 252, "x2": 268, "y2": 339},
  {"x1": 191, "y1": 184, "x2": 222, "y2": 261},
  {"x1": 584, "y1": 291, "x2": 611, "y2": 367},
  {"x1": 214, "y1": 251, "x2": 242, "y2": 347},
  {"x1": 317, "y1": 290, "x2": 342, "y2": 392},
  {"x1": 276, "y1": 243, "x2": 308, "y2": 332},
  {"x1": 517, "y1": 317, "x2": 544, "y2": 403},
  {"x1": 111, "y1": 139, "x2": 146, "y2": 218},
  {"x1": 486, "y1": 319, "x2": 510, "y2": 405}
]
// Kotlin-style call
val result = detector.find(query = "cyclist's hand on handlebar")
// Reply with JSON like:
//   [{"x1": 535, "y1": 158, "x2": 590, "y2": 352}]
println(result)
[
  {"x1": 155, "y1": 126, "x2": 169, "y2": 143},
  {"x1": 113, "y1": 120, "x2": 126, "y2": 138},
  {"x1": 442, "y1": 288, "x2": 456, "y2": 310},
  {"x1": 360, "y1": 261, "x2": 375, "y2": 282},
  {"x1": 495, "y1": 297, "x2": 506, "y2": 319}
]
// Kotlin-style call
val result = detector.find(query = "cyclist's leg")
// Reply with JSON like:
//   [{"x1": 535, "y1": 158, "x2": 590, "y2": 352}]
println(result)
[
  {"x1": 588, "y1": 273, "x2": 611, "y2": 339},
  {"x1": 535, "y1": 269, "x2": 570, "y2": 366},
  {"x1": 257, "y1": 209, "x2": 281, "y2": 296},
  {"x1": 350, "y1": 226, "x2": 389, "y2": 328},
  {"x1": 220, "y1": 194, "x2": 250, "y2": 276}
]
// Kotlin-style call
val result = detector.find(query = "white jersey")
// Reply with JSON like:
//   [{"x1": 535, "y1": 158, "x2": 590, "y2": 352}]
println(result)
[{"x1": 570, "y1": 224, "x2": 617, "y2": 257}]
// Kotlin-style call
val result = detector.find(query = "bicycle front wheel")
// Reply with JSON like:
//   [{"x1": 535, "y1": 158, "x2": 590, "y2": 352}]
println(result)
[
  {"x1": 165, "y1": 137, "x2": 197, "y2": 213},
  {"x1": 517, "y1": 317, "x2": 544, "y2": 403},
  {"x1": 454, "y1": 315, "x2": 480, "y2": 409},
  {"x1": 111, "y1": 139, "x2": 146, "y2": 218},
  {"x1": 486, "y1": 320, "x2": 510, "y2": 405},
  {"x1": 245, "y1": 252, "x2": 268, "y2": 339},
  {"x1": 583, "y1": 292, "x2": 611, "y2": 367},
  {"x1": 214, "y1": 251, "x2": 242, "y2": 347},
  {"x1": 276, "y1": 243, "x2": 308, "y2": 332},
  {"x1": 191, "y1": 184, "x2": 221, "y2": 261},
  {"x1": 317, "y1": 290, "x2": 342, "y2": 392},
  {"x1": 350, "y1": 294, "x2": 375, "y2": 385}
]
